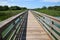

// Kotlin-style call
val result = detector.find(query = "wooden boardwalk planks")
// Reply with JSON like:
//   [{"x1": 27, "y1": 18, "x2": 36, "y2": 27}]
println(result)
[{"x1": 26, "y1": 11, "x2": 52, "y2": 40}]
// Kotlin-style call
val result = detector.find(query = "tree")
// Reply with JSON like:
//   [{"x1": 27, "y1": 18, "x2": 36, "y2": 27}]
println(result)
[
  {"x1": 42, "y1": 6, "x2": 47, "y2": 9},
  {"x1": 10, "y1": 6, "x2": 21, "y2": 10},
  {"x1": 48, "y1": 6, "x2": 60, "y2": 11},
  {"x1": 48, "y1": 7, "x2": 53, "y2": 9},
  {"x1": 0, "y1": 5, "x2": 27, "y2": 11},
  {"x1": 3, "y1": 6, "x2": 9, "y2": 10},
  {"x1": 21, "y1": 7, "x2": 27, "y2": 9},
  {"x1": 0, "y1": 6, "x2": 3, "y2": 11}
]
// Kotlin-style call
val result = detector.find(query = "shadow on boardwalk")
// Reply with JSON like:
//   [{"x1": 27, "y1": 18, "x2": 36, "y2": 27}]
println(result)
[{"x1": 20, "y1": 12, "x2": 28, "y2": 40}]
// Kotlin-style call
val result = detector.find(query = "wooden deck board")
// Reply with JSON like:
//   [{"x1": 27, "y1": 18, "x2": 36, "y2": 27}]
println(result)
[{"x1": 26, "y1": 11, "x2": 52, "y2": 40}]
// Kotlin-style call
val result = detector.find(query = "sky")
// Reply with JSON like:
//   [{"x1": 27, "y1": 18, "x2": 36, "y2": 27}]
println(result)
[{"x1": 0, "y1": 0, "x2": 60, "y2": 9}]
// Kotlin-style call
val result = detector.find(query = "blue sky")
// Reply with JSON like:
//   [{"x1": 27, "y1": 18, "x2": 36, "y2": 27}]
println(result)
[{"x1": 0, "y1": 0, "x2": 60, "y2": 9}]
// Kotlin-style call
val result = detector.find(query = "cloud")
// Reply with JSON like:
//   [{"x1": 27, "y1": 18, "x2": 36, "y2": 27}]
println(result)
[
  {"x1": 0, "y1": 1, "x2": 17, "y2": 6},
  {"x1": 7, "y1": 0, "x2": 35, "y2": 2},
  {"x1": 24, "y1": 0, "x2": 35, "y2": 1},
  {"x1": 0, "y1": 0, "x2": 18, "y2": 6},
  {"x1": 0, "y1": 1, "x2": 8, "y2": 5},
  {"x1": 44, "y1": 0, "x2": 60, "y2": 2}
]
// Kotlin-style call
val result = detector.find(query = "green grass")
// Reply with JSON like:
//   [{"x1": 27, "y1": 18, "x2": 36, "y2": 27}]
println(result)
[
  {"x1": 0, "y1": 10, "x2": 25, "y2": 21},
  {"x1": 35, "y1": 9, "x2": 60, "y2": 16}
]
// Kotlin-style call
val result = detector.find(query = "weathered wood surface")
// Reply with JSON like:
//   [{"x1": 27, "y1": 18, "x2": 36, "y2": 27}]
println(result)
[{"x1": 26, "y1": 11, "x2": 52, "y2": 40}]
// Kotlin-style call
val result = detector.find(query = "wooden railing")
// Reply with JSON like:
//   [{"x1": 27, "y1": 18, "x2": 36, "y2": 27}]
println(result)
[
  {"x1": 32, "y1": 11, "x2": 60, "y2": 40},
  {"x1": 0, "y1": 10, "x2": 28, "y2": 40}
]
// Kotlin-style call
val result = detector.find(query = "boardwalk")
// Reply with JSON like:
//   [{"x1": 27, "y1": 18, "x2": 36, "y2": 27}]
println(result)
[
  {"x1": 0, "y1": 10, "x2": 60, "y2": 40},
  {"x1": 26, "y1": 11, "x2": 52, "y2": 40}
]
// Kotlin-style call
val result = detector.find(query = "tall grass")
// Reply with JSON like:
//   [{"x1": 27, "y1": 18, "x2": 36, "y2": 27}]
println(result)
[
  {"x1": 35, "y1": 9, "x2": 60, "y2": 16},
  {"x1": 0, "y1": 10, "x2": 25, "y2": 21}
]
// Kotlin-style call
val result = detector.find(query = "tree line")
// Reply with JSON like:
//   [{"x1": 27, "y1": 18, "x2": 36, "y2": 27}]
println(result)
[
  {"x1": 35, "y1": 6, "x2": 60, "y2": 11},
  {"x1": 48, "y1": 6, "x2": 60, "y2": 11},
  {"x1": 0, "y1": 6, "x2": 27, "y2": 11}
]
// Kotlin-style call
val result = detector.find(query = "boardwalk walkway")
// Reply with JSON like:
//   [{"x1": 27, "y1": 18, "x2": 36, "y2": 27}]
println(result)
[{"x1": 26, "y1": 11, "x2": 52, "y2": 40}]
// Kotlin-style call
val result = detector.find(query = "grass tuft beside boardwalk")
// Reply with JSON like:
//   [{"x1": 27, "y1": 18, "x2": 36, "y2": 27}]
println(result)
[
  {"x1": 35, "y1": 9, "x2": 60, "y2": 17},
  {"x1": 0, "y1": 10, "x2": 25, "y2": 21}
]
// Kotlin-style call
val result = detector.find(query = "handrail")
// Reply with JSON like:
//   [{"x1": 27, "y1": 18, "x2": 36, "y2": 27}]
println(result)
[
  {"x1": 33, "y1": 11, "x2": 60, "y2": 28},
  {"x1": 0, "y1": 10, "x2": 27, "y2": 32},
  {"x1": 0, "y1": 10, "x2": 28, "y2": 40},
  {"x1": 32, "y1": 10, "x2": 60, "y2": 40},
  {"x1": 33, "y1": 11, "x2": 60, "y2": 23}
]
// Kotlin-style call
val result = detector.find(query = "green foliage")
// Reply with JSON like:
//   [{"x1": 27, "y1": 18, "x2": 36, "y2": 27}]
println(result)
[
  {"x1": 48, "y1": 6, "x2": 60, "y2": 11},
  {"x1": 35, "y1": 9, "x2": 60, "y2": 16},
  {"x1": 0, "y1": 6, "x2": 4, "y2": 11},
  {"x1": 35, "y1": 6, "x2": 60, "y2": 11},
  {"x1": 0, "y1": 10, "x2": 25, "y2": 21},
  {"x1": 0, "y1": 5, "x2": 27, "y2": 21},
  {"x1": 0, "y1": 5, "x2": 27, "y2": 11},
  {"x1": 3, "y1": 6, "x2": 9, "y2": 10},
  {"x1": 41, "y1": 6, "x2": 47, "y2": 9},
  {"x1": 34, "y1": 6, "x2": 60, "y2": 16},
  {"x1": 0, "y1": 6, "x2": 9, "y2": 11},
  {"x1": 10, "y1": 6, "x2": 21, "y2": 10}
]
